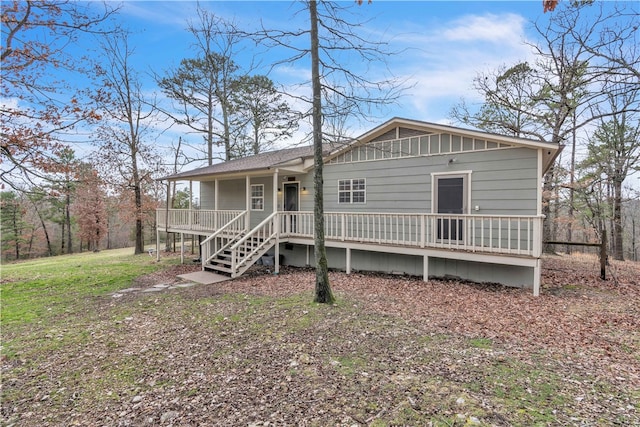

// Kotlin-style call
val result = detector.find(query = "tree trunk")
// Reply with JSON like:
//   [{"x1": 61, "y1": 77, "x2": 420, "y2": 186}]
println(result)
[
  {"x1": 309, "y1": 0, "x2": 334, "y2": 305},
  {"x1": 66, "y1": 191, "x2": 73, "y2": 254},
  {"x1": 567, "y1": 111, "x2": 577, "y2": 254},
  {"x1": 32, "y1": 202, "x2": 53, "y2": 256},
  {"x1": 612, "y1": 178, "x2": 624, "y2": 260},
  {"x1": 542, "y1": 169, "x2": 555, "y2": 254},
  {"x1": 133, "y1": 165, "x2": 145, "y2": 255}
]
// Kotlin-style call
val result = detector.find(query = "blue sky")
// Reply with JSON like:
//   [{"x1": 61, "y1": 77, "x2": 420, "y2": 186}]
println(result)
[
  {"x1": 115, "y1": 0, "x2": 549, "y2": 129},
  {"x1": 7, "y1": 1, "x2": 637, "y2": 188},
  {"x1": 92, "y1": 1, "x2": 557, "y2": 153}
]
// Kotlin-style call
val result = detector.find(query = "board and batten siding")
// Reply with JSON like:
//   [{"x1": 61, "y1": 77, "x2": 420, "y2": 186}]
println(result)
[{"x1": 323, "y1": 146, "x2": 538, "y2": 216}]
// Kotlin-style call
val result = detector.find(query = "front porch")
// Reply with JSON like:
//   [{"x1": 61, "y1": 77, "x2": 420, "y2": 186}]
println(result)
[{"x1": 156, "y1": 209, "x2": 544, "y2": 295}]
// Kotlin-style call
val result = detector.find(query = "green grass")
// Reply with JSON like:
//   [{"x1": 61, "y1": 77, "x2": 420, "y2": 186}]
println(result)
[
  {"x1": 1, "y1": 248, "x2": 179, "y2": 326},
  {"x1": 1, "y1": 252, "x2": 638, "y2": 426}
]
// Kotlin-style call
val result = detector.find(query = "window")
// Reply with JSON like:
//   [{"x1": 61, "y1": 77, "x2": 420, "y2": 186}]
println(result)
[
  {"x1": 338, "y1": 179, "x2": 366, "y2": 204},
  {"x1": 250, "y1": 184, "x2": 264, "y2": 210}
]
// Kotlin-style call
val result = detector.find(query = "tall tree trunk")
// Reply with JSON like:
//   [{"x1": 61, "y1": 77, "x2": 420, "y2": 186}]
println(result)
[
  {"x1": 132, "y1": 150, "x2": 144, "y2": 254},
  {"x1": 309, "y1": 0, "x2": 334, "y2": 304},
  {"x1": 65, "y1": 191, "x2": 73, "y2": 254},
  {"x1": 12, "y1": 206, "x2": 20, "y2": 260},
  {"x1": 32, "y1": 202, "x2": 53, "y2": 256},
  {"x1": 542, "y1": 170, "x2": 555, "y2": 253},
  {"x1": 61, "y1": 218, "x2": 66, "y2": 254},
  {"x1": 567, "y1": 111, "x2": 577, "y2": 254},
  {"x1": 612, "y1": 178, "x2": 624, "y2": 260},
  {"x1": 207, "y1": 94, "x2": 214, "y2": 165}
]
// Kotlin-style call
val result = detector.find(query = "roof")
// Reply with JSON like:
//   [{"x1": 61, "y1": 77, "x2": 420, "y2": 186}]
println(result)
[
  {"x1": 159, "y1": 145, "x2": 328, "y2": 181},
  {"x1": 161, "y1": 117, "x2": 563, "y2": 181}
]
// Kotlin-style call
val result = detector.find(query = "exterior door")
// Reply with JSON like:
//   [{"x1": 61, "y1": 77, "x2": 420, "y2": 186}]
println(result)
[
  {"x1": 435, "y1": 176, "x2": 465, "y2": 241},
  {"x1": 283, "y1": 183, "x2": 299, "y2": 232}
]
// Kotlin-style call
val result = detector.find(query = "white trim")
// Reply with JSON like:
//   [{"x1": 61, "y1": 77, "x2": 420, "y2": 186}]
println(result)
[
  {"x1": 250, "y1": 184, "x2": 265, "y2": 211},
  {"x1": 272, "y1": 170, "x2": 279, "y2": 214},
  {"x1": 349, "y1": 118, "x2": 560, "y2": 153},
  {"x1": 430, "y1": 171, "x2": 472, "y2": 214},
  {"x1": 283, "y1": 181, "x2": 300, "y2": 211},
  {"x1": 338, "y1": 178, "x2": 367, "y2": 204},
  {"x1": 537, "y1": 149, "x2": 543, "y2": 216}
]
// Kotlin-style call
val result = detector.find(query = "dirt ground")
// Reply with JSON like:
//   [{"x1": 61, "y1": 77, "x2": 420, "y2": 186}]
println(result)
[{"x1": 2, "y1": 253, "x2": 639, "y2": 426}]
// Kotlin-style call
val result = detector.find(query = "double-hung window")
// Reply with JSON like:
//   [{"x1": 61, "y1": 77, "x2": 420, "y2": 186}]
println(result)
[
  {"x1": 250, "y1": 184, "x2": 264, "y2": 210},
  {"x1": 338, "y1": 179, "x2": 366, "y2": 204}
]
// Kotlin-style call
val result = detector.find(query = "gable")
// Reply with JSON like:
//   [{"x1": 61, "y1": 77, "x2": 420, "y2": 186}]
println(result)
[{"x1": 327, "y1": 127, "x2": 516, "y2": 165}]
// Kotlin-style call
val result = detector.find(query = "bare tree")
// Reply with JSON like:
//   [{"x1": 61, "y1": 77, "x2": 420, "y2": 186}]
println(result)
[
  {"x1": 1, "y1": 0, "x2": 118, "y2": 190},
  {"x1": 450, "y1": 2, "x2": 638, "y2": 249},
  {"x1": 93, "y1": 31, "x2": 161, "y2": 255},
  {"x1": 254, "y1": 0, "x2": 404, "y2": 303},
  {"x1": 580, "y1": 90, "x2": 640, "y2": 260}
]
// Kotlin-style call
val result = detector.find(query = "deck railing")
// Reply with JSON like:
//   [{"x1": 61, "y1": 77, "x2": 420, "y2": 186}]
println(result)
[
  {"x1": 200, "y1": 211, "x2": 248, "y2": 267},
  {"x1": 156, "y1": 209, "x2": 245, "y2": 232},
  {"x1": 159, "y1": 209, "x2": 542, "y2": 258},
  {"x1": 280, "y1": 211, "x2": 542, "y2": 257}
]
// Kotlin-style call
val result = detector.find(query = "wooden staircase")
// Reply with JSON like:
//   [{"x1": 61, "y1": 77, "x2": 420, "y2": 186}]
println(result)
[{"x1": 201, "y1": 212, "x2": 278, "y2": 278}]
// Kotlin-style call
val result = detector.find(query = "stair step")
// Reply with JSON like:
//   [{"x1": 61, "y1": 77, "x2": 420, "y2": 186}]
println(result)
[{"x1": 205, "y1": 264, "x2": 233, "y2": 274}]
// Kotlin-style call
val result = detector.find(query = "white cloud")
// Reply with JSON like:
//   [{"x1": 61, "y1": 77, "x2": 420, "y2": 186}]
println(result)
[
  {"x1": 442, "y1": 13, "x2": 527, "y2": 45},
  {"x1": 386, "y1": 12, "x2": 536, "y2": 122}
]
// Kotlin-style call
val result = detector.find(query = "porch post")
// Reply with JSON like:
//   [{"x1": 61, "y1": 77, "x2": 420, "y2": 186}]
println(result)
[
  {"x1": 214, "y1": 179, "x2": 219, "y2": 229},
  {"x1": 188, "y1": 180, "x2": 193, "y2": 230},
  {"x1": 246, "y1": 175, "x2": 251, "y2": 229},
  {"x1": 156, "y1": 227, "x2": 160, "y2": 261},
  {"x1": 533, "y1": 216, "x2": 543, "y2": 258},
  {"x1": 273, "y1": 169, "x2": 279, "y2": 213},
  {"x1": 423, "y1": 255, "x2": 429, "y2": 282},
  {"x1": 346, "y1": 247, "x2": 351, "y2": 274},
  {"x1": 273, "y1": 170, "x2": 280, "y2": 275},
  {"x1": 164, "y1": 180, "x2": 170, "y2": 254}
]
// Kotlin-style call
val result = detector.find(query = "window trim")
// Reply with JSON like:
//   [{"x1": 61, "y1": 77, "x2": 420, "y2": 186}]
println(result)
[
  {"x1": 250, "y1": 184, "x2": 264, "y2": 211},
  {"x1": 430, "y1": 171, "x2": 472, "y2": 214},
  {"x1": 338, "y1": 178, "x2": 366, "y2": 204}
]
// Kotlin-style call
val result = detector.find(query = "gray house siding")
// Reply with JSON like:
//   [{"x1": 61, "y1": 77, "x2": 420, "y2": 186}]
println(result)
[
  {"x1": 199, "y1": 181, "x2": 216, "y2": 210},
  {"x1": 322, "y1": 146, "x2": 538, "y2": 216}
]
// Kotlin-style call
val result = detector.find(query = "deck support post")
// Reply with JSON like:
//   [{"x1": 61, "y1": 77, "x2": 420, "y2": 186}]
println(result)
[
  {"x1": 533, "y1": 258, "x2": 541, "y2": 297},
  {"x1": 423, "y1": 255, "x2": 429, "y2": 282},
  {"x1": 180, "y1": 233, "x2": 184, "y2": 264},
  {"x1": 156, "y1": 228, "x2": 160, "y2": 262},
  {"x1": 533, "y1": 258, "x2": 542, "y2": 297},
  {"x1": 346, "y1": 247, "x2": 351, "y2": 274}
]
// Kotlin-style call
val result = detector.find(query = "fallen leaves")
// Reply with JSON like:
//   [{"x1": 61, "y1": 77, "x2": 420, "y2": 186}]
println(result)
[{"x1": 2, "y1": 253, "x2": 639, "y2": 426}]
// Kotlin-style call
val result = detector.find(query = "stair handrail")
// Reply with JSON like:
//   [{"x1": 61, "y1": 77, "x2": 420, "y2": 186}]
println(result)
[
  {"x1": 230, "y1": 211, "x2": 278, "y2": 273},
  {"x1": 200, "y1": 211, "x2": 247, "y2": 265}
]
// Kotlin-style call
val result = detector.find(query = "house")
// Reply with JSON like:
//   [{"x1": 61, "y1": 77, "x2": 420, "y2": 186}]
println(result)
[{"x1": 157, "y1": 118, "x2": 562, "y2": 296}]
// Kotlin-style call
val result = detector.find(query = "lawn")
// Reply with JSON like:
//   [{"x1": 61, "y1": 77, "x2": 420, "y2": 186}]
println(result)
[{"x1": 1, "y1": 250, "x2": 639, "y2": 426}]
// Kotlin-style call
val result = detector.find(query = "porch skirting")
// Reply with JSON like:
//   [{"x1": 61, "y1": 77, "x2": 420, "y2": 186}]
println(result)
[{"x1": 278, "y1": 240, "x2": 539, "y2": 294}]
